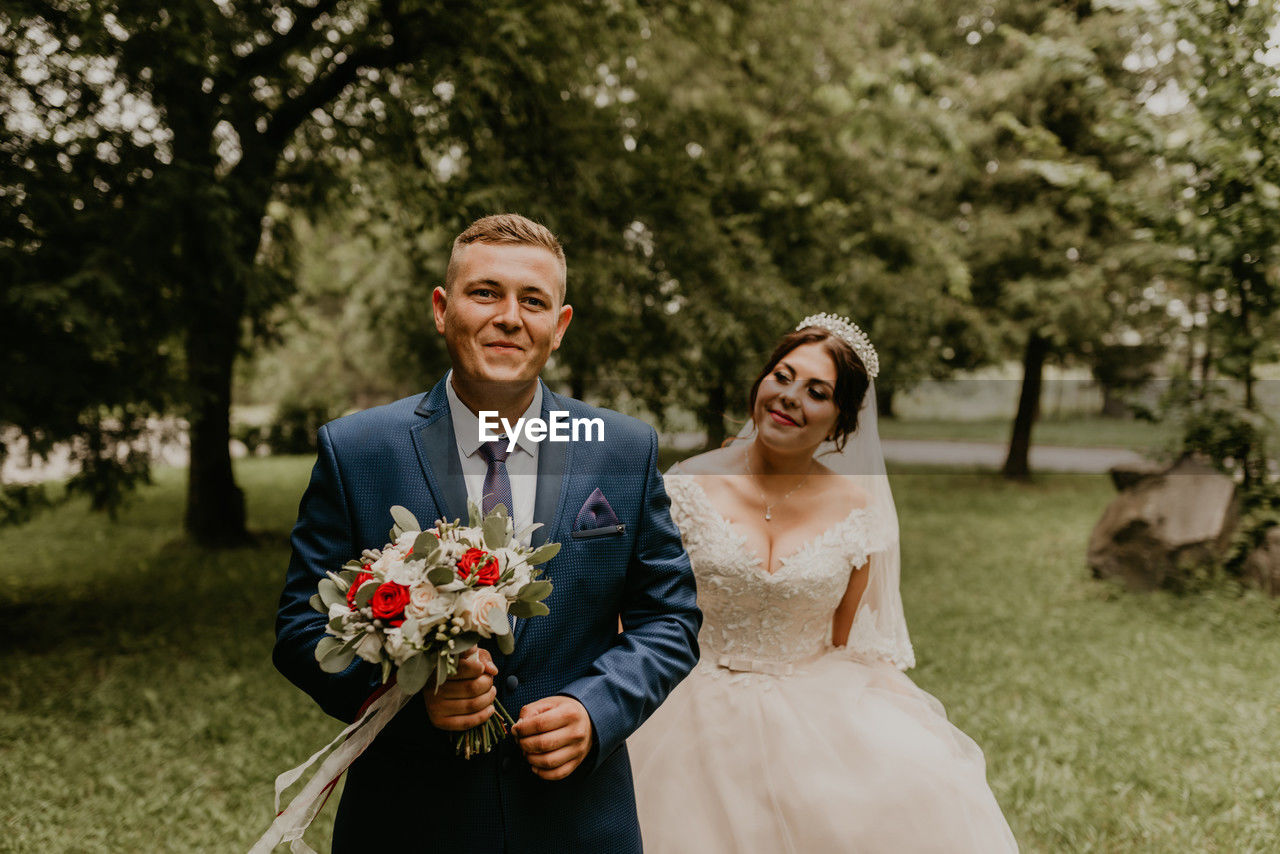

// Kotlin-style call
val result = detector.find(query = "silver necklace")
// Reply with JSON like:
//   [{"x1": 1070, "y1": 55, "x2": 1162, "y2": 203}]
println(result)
[{"x1": 744, "y1": 449, "x2": 813, "y2": 522}]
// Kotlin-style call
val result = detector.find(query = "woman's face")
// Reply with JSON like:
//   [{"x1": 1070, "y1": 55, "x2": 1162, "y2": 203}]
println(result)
[{"x1": 752, "y1": 341, "x2": 841, "y2": 455}]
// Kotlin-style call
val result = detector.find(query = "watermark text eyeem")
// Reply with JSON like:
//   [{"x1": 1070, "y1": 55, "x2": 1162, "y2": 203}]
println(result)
[{"x1": 479, "y1": 411, "x2": 604, "y2": 451}]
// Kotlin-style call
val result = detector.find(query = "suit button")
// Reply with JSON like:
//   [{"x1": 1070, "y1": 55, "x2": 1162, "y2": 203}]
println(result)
[{"x1": 505, "y1": 675, "x2": 519, "y2": 692}]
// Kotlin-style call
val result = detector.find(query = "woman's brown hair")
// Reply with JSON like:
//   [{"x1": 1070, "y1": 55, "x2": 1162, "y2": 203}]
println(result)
[{"x1": 747, "y1": 328, "x2": 871, "y2": 450}]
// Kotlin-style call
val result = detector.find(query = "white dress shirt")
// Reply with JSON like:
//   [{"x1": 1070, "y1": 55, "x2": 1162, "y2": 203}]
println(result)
[{"x1": 444, "y1": 371, "x2": 541, "y2": 544}]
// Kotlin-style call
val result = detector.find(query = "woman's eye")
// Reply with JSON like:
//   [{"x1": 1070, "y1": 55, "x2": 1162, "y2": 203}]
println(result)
[
  {"x1": 809, "y1": 389, "x2": 828, "y2": 401},
  {"x1": 774, "y1": 371, "x2": 790, "y2": 383}
]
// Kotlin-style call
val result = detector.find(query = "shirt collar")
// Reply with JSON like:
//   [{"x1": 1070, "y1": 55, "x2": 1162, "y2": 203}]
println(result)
[{"x1": 445, "y1": 370, "x2": 543, "y2": 458}]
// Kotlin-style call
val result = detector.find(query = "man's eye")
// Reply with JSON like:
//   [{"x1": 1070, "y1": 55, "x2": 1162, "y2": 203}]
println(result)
[
  {"x1": 522, "y1": 297, "x2": 547, "y2": 308},
  {"x1": 472, "y1": 288, "x2": 496, "y2": 298}
]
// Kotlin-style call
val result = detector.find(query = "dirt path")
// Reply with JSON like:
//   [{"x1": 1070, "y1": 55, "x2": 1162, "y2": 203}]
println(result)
[{"x1": 881, "y1": 439, "x2": 1146, "y2": 473}]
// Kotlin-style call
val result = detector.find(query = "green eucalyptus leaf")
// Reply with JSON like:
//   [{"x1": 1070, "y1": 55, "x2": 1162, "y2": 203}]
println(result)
[
  {"x1": 317, "y1": 578, "x2": 345, "y2": 608},
  {"x1": 449, "y1": 634, "x2": 480, "y2": 657},
  {"x1": 523, "y1": 601, "x2": 550, "y2": 617},
  {"x1": 467, "y1": 499, "x2": 482, "y2": 527},
  {"x1": 390, "y1": 505, "x2": 421, "y2": 535},
  {"x1": 355, "y1": 581, "x2": 378, "y2": 609},
  {"x1": 315, "y1": 636, "x2": 343, "y2": 660},
  {"x1": 482, "y1": 512, "x2": 508, "y2": 550},
  {"x1": 318, "y1": 647, "x2": 356, "y2": 673},
  {"x1": 497, "y1": 631, "x2": 515, "y2": 656},
  {"x1": 396, "y1": 654, "x2": 430, "y2": 695},
  {"x1": 508, "y1": 600, "x2": 535, "y2": 618},
  {"x1": 427, "y1": 566, "x2": 456, "y2": 586},
  {"x1": 517, "y1": 580, "x2": 553, "y2": 602},
  {"x1": 309, "y1": 593, "x2": 325, "y2": 613},
  {"x1": 526, "y1": 542, "x2": 561, "y2": 565},
  {"x1": 412, "y1": 531, "x2": 440, "y2": 559}
]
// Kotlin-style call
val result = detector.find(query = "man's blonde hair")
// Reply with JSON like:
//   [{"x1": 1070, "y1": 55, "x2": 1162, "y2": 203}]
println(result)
[{"x1": 445, "y1": 213, "x2": 567, "y2": 298}]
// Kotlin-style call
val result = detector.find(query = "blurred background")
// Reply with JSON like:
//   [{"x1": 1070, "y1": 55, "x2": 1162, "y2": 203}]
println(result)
[{"x1": 2, "y1": 1, "x2": 1279, "y2": 851}]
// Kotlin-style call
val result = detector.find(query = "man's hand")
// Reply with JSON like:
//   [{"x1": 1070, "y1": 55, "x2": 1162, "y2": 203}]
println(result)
[
  {"x1": 512, "y1": 696, "x2": 594, "y2": 781},
  {"x1": 423, "y1": 648, "x2": 497, "y2": 731}
]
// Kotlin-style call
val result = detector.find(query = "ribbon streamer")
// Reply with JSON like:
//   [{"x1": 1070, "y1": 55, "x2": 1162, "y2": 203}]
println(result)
[{"x1": 249, "y1": 685, "x2": 410, "y2": 854}]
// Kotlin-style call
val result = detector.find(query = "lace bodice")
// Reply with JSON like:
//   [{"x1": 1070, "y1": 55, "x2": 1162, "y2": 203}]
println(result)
[{"x1": 665, "y1": 475, "x2": 873, "y2": 675}]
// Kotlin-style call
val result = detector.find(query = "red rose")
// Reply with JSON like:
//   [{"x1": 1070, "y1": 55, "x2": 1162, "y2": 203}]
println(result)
[
  {"x1": 474, "y1": 557, "x2": 499, "y2": 586},
  {"x1": 370, "y1": 581, "x2": 411, "y2": 625},
  {"x1": 456, "y1": 548, "x2": 499, "y2": 586},
  {"x1": 346, "y1": 570, "x2": 374, "y2": 607}
]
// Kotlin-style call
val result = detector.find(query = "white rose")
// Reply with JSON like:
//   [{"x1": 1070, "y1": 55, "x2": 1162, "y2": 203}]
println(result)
[
  {"x1": 383, "y1": 627, "x2": 416, "y2": 665},
  {"x1": 471, "y1": 589, "x2": 510, "y2": 637},
  {"x1": 384, "y1": 557, "x2": 421, "y2": 587},
  {"x1": 452, "y1": 589, "x2": 479, "y2": 630},
  {"x1": 354, "y1": 632, "x2": 383, "y2": 664},
  {"x1": 491, "y1": 547, "x2": 524, "y2": 573},
  {"x1": 325, "y1": 603, "x2": 357, "y2": 639},
  {"x1": 405, "y1": 582, "x2": 449, "y2": 622},
  {"x1": 508, "y1": 563, "x2": 533, "y2": 593}
]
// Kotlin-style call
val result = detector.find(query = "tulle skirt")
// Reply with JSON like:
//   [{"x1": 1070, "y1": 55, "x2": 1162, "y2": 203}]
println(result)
[{"x1": 629, "y1": 652, "x2": 1018, "y2": 853}]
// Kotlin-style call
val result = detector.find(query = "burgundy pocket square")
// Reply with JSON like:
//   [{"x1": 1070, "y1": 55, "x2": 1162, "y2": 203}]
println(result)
[{"x1": 574, "y1": 488, "x2": 620, "y2": 531}]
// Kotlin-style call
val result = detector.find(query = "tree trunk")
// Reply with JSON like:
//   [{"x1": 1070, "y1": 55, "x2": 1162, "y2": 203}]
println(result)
[
  {"x1": 1003, "y1": 332, "x2": 1049, "y2": 480},
  {"x1": 1099, "y1": 383, "x2": 1127, "y2": 418},
  {"x1": 875, "y1": 383, "x2": 896, "y2": 419},
  {"x1": 184, "y1": 310, "x2": 248, "y2": 546},
  {"x1": 180, "y1": 168, "x2": 268, "y2": 547}
]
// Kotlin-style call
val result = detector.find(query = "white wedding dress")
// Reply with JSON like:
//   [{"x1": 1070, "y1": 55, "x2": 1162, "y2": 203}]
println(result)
[{"x1": 629, "y1": 474, "x2": 1018, "y2": 853}]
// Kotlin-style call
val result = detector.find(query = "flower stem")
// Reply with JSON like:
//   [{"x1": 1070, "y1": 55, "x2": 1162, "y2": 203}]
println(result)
[{"x1": 453, "y1": 699, "x2": 516, "y2": 758}]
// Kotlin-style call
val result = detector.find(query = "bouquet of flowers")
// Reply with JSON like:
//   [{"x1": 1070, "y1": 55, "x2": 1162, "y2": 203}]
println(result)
[
  {"x1": 314, "y1": 502, "x2": 558, "y2": 756},
  {"x1": 251, "y1": 502, "x2": 557, "y2": 854}
]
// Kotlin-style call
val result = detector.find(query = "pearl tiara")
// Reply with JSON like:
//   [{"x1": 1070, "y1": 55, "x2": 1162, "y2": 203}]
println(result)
[{"x1": 794, "y1": 312, "x2": 880, "y2": 379}]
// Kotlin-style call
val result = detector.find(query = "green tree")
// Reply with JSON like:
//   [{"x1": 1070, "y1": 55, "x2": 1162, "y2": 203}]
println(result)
[
  {"x1": 1165, "y1": 0, "x2": 1280, "y2": 413},
  {"x1": 2, "y1": 1, "x2": 646, "y2": 543},
  {"x1": 934, "y1": 1, "x2": 1162, "y2": 478}
]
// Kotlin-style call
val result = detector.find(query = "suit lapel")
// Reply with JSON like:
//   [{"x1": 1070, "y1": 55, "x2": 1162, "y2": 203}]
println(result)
[
  {"x1": 409, "y1": 379, "x2": 469, "y2": 526},
  {"x1": 512, "y1": 382, "x2": 571, "y2": 649}
]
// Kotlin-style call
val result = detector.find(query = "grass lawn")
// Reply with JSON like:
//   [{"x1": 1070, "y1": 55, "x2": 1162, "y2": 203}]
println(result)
[
  {"x1": 878, "y1": 415, "x2": 1180, "y2": 452},
  {"x1": 1, "y1": 457, "x2": 1277, "y2": 852}
]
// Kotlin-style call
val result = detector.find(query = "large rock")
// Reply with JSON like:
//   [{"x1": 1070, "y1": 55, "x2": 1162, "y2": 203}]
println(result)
[
  {"x1": 1242, "y1": 526, "x2": 1280, "y2": 596},
  {"x1": 1088, "y1": 457, "x2": 1239, "y2": 590},
  {"x1": 1108, "y1": 459, "x2": 1167, "y2": 492}
]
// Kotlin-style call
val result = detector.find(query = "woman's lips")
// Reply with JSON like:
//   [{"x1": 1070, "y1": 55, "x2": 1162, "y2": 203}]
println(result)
[{"x1": 768, "y1": 409, "x2": 799, "y2": 426}]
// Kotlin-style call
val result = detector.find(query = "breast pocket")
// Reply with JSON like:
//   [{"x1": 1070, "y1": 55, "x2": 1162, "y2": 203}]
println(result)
[{"x1": 570, "y1": 523, "x2": 626, "y2": 540}]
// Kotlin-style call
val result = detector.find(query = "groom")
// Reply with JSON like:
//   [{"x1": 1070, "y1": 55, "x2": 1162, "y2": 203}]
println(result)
[{"x1": 273, "y1": 213, "x2": 701, "y2": 852}]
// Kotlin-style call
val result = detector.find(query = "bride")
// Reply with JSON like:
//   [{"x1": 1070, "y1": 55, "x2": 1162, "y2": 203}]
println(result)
[{"x1": 629, "y1": 314, "x2": 1018, "y2": 852}]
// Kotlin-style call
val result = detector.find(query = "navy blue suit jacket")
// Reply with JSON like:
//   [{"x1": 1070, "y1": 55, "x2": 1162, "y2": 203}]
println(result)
[{"x1": 273, "y1": 378, "x2": 701, "y2": 853}]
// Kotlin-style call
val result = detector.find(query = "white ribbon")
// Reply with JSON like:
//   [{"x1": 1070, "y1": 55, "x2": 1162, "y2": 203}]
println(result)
[{"x1": 249, "y1": 684, "x2": 411, "y2": 854}]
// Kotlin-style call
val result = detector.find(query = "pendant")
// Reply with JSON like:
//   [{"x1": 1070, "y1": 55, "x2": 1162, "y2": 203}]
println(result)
[{"x1": 764, "y1": 509, "x2": 772, "y2": 521}]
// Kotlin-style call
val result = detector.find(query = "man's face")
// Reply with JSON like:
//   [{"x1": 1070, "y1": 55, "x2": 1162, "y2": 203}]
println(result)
[{"x1": 433, "y1": 242, "x2": 572, "y2": 393}]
